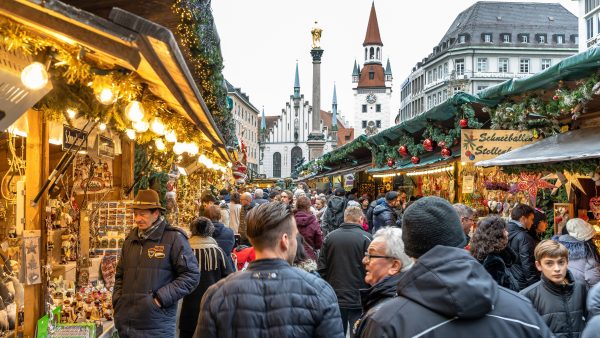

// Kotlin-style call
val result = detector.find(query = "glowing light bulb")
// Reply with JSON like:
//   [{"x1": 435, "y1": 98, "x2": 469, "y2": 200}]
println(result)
[
  {"x1": 67, "y1": 109, "x2": 77, "y2": 119},
  {"x1": 227, "y1": 162, "x2": 233, "y2": 168},
  {"x1": 173, "y1": 142, "x2": 185, "y2": 155},
  {"x1": 126, "y1": 129, "x2": 136, "y2": 140},
  {"x1": 205, "y1": 157, "x2": 213, "y2": 167},
  {"x1": 186, "y1": 142, "x2": 199, "y2": 155},
  {"x1": 165, "y1": 130, "x2": 177, "y2": 143},
  {"x1": 155, "y1": 138, "x2": 166, "y2": 151},
  {"x1": 125, "y1": 101, "x2": 145, "y2": 122},
  {"x1": 96, "y1": 88, "x2": 116, "y2": 105},
  {"x1": 151, "y1": 118, "x2": 166, "y2": 135},
  {"x1": 99, "y1": 123, "x2": 107, "y2": 131},
  {"x1": 198, "y1": 154, "x2": 208, "y2": 165},
  {"x1": 21, "y1": 62, "x2": 49, "y2": 90},
  {"x1": 133, "y1": 120, "x2": 149, "y2": 133}
]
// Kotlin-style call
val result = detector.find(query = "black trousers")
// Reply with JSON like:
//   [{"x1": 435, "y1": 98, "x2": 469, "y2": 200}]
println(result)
[{"x1": 339, "y1": 307, "x2": 362, "y2": 336}]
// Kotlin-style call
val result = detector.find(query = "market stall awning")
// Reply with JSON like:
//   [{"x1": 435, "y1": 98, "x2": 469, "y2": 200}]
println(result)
[
  {"x1": 310, "y1": 162, "x2": 372, "y2": 180},
  {"x1": 475, "y1": 127, "x2": 600, "y2": 167},
  {"x1": 478, "y1": 47, "x2": 600, "y2": 101},
  {"x1": 368, "y1": 146, "x2": 460, "y2": 174}
]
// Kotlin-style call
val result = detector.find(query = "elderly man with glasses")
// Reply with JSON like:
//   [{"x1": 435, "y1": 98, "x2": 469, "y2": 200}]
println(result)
[
  {"x1": 453, "y1": 203, "x2": 476, "y2": 246},
  {"x1": 353, "y1": 227, "x2": 413, "y2": 336}
]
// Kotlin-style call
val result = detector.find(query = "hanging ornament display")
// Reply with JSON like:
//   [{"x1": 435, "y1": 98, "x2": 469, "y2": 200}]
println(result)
[
  {"x1": 590, "y1": 196, "x2": 600, "y2": 220},
  {"x1": 423, "y1": 138, "x2": 436, "y2": 152},
  {"x1": 411, "y1": 156, "x2": 420, "y2": 165},
  {"x1": 459, "y1": 118, "x2": 469, "y2": 128},
  {"x1": 386, "y1": 158, "x2": 395, "y2": 167},
  {"x1": 562, "y1": 171, "x2": 588, "y2": 200},
  {"x1": 516, "y1": 172, "x2": 556, "y2": 206},
  {"x1": 438, "y1": 140, "x2": 447, "y2": 149},
  {"x1": 398, "y1": 145, "x2": 409, "y2": 157},
  {"x1": 441, "y1": 148, "x2": 452, "y2": 158}
]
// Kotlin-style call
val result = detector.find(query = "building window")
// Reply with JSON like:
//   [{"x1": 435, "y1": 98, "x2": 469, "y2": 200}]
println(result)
[
  {"x1": 483, "y1": 33, "x2": 492, "y2": 43},
  {"x1": 427, "y1": 70, "x2": 432, "y2": 84},
  {"x1": 502, "y1": 34, "x2": 511, "y2": 43},
  {"x1": 458, "y1": 35, "x2": 466, "y2": 43},
  {"x1": 477, "y1": 85, "x2": 488, "y2": 92},
  {"x1": 498, "y1": 58, "x2": 509, "y2": 73},
  {"x1": 433, "y1": 68, "x2": 438, "y2": 81},
  {"x1": 362, "y1": 104, "x2": 367, "y2": 113},
  {"x1": 438, "y1": 92, "x2": 442, "y2": 103},
  {"x1": 427, "y1": 96, "x2": 432, "y2": 109},
  {"x1": 477, "y1": 58, "x2": 488, "y2": 72},
  {"x1": 541, "y1": 59, "x2": 552, "y2": 70},
  {"x1": 455, "y1": 59, "x2": 465, "y2": 76},
  {"x1": 443, "y1": 63, "x2": 448, "y2": 77},
  {"x1": 376, "y1": 120, "x2": 381, "y2": 128},
  {"x1": 588, "y1": 17, "x2": 595, "y2": 40},
  {"x1": 520, "y1": 58, "x2": 530, "y2": 73},
  {"x1": 361, "y1": 120, "x2": 367, "y2": 128},
  {"x1": 273, "y1": 152, "x2": 281, "y2": 178},
  {"x1": 369, "y1": 71, "x2": 375, "y2": 80},
  {"x1": 556, "y1": 35, "x2": 564, "y2": 44},
  {"x1": 376, "y1": 104, "x2": 381, "y2": 112},
  {"x1": 537, "y1": 34, "x2": 546, "y2": 43},
  {"x1": 520, "y1": 34, "x2": 528, "y2": 43}
]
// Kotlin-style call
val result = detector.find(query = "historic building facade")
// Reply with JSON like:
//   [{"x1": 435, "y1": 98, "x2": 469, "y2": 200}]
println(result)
[
  {"x1": 258, "y1": 66, "x2": 352, "y2": 178},
  {"x1": 352, "y1": 2, "x2": 393, "y2": 137},
  {"x1": 398, "y1": 2, "x2": 578, "y2": 123},
  {"x1": 574, "y1": 0, "x2": 599, "y2": 51},
  {"x1": 226, "y1": 80, "x2": 260, "y2": 176}
]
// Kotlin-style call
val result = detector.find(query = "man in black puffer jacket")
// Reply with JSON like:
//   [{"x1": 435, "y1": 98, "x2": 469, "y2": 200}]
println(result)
[
  {"x1": 521, "y1": 240, "x2": 587, "y2": 338},
  {"x1": 372, "y1": 191, "x2": 401, "y2": 233},
  {"x1": 508, "y1": 204, "x2": 540, "y2": 290},
  {"x1": 322, "y1": 188, "x2": 347, "y2": 235},
  {"x1": 113, "y1": 190, "x2": 200, "y2": 338},
  {"x1": 358, "y1": 197, "x2": 553, "y2": 338},
  {"x1": 195, "y1": 202, "x2": 344, "y2": 338}
]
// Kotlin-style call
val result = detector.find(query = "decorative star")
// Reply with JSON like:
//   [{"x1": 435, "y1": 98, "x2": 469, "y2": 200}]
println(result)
[
  {"x1": 562, "y1": 171, "x2": 587, "y2": 200},
  {"x1": 26, "y1": 242, "x2": 37, "y2": 255},
  {"x1": 517, "y1": 172, "x2": 556, "y2": 207},
  {"x1": 542, "y1": 173, "x2": 562, "y2": 195}
]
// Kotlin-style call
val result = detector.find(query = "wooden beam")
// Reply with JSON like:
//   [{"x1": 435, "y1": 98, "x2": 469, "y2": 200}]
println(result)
[
  {"x1": 121, "y1": 139, "x2": 134, "y2": 199},
  {"x1": 24, "y1": 109, "x2": 49, "y2": 337}
]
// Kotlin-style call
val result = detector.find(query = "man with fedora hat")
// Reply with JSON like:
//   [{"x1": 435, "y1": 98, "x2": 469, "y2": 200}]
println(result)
[
  {"x1": 113, "y1": 189, "x2": 200, "y2": 338},
  {"x1": 357, "y1": 196, "x2": 552, "y2": 338}
]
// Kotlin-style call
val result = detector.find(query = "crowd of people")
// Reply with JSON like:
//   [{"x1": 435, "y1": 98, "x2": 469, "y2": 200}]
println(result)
[{"x1": 112, "y1": 186, "x2": 600, "y2": 338}]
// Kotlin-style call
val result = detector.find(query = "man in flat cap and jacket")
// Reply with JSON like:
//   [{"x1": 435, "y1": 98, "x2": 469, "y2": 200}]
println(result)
[{"x1": 113, "y1": 189, "x2": 200, "y2": 338}]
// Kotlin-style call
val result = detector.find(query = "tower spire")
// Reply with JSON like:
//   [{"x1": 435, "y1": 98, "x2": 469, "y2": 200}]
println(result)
[
  {"x1": 332, "y1": 83, "x2": 338, "y2": 132},
  {"x1": 260, "y1": 106, "x2": 266, "y2": 130},
  {"x1": 363, "y1": 2, "x2": 383, "y2": 47},
  {"x1": 294, "y1": 61, "x2": 300, "y2": 98}
]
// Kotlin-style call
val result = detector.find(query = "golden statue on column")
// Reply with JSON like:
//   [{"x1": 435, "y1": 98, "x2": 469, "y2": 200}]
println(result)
[{"x1": 311, "y1": 21, "x2": 322, "y2": 49}]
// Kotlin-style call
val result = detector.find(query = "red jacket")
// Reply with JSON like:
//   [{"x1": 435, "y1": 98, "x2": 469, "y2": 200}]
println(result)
[{"x1": 294, "y1": 210, "x2": 324, "y2": 260}]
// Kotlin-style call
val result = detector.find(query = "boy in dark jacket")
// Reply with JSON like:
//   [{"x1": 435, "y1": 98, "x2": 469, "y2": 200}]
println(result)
[
  {"x1": 521, "y1": 240, "x2": 588, "y2": 338},
  {"x1": 582, "y1": 283, "x2": 600, "y2": 338},
  {"x1": 508, "y1": 204, "x2": 540, "y2": 290}
]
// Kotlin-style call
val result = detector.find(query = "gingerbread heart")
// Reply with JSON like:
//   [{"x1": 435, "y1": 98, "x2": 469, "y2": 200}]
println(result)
[{"x1": 590, "y1": 197, "x2": 600, "y2": 220}]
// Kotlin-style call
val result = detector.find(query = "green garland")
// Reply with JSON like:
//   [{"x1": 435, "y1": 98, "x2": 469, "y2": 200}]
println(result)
[
  {"x1": 501, "y1": 159, "x2": 600, "y2": 176},
  {"x1": 172, "y1": 0, "x2": 237, "y2": 147}
]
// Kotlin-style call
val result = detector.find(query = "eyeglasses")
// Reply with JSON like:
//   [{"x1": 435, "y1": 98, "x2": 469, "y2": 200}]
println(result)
[{"x1": 364, "y1": 252, "x2": 395, "y2": 262}]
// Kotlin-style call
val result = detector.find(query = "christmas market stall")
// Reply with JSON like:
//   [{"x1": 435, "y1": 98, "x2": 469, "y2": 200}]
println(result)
[{"x1": 0, "y1": 0, "x2": 234, "y2": 336}]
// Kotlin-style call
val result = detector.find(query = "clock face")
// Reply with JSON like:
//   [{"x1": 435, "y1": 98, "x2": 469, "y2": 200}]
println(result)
[{"x1": 366, "y1": 93, "x2": 377, "y2": 104}]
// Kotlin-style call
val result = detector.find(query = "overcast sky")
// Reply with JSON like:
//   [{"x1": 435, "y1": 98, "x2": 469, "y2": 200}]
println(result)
[{"x1": 211, "y1": 0, "x2": 578, "y2": 127}]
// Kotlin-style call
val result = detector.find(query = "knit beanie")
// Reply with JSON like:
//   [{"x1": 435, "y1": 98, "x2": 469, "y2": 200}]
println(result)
[
  {"x1": 566, "y1": 218, "x2": 595, "y2": 241},
  {"x1": 402, "y1": 196, "x2": 467, "y2": 258}
]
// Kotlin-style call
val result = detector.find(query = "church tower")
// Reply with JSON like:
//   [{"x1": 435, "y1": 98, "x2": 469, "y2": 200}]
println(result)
[{"x1": 353, "y1": 2, "x2": 393, "y2": 136}]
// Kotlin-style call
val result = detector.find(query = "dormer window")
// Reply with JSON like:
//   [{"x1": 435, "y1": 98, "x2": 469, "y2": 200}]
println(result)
[
  {"x1": 519, "y1": 34, "x2": 529, "y2": 43},
  {"x1": 555, "y1": 34, "x2": 565, "y2": 44},
  {"x1": 536, "y1": 34, "x2": 547, "y2": 43},
  {"x1": 458, "y1": 35, "x2": 466, "y2": 44},
  {"x1": 501, "y1": 34, "x2": 511, "y2": 43},
  {"x1": 482, "y1": 33, "x2": 492, "y2": 43}
]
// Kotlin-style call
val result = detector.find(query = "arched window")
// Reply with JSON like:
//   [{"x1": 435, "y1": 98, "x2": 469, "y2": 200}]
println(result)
[
  {"x1": 370, "y1": 47, "x2": 375, "y2": 59},
  {"x1": 290, "y1": 147, "x2": 303, "y2": 173},
  {"x1": 376, "y1": 47, "x2": 380, "y2": 59},
  {"x1": 273, "y1": 152, "x2": 281, "y2": 178}
]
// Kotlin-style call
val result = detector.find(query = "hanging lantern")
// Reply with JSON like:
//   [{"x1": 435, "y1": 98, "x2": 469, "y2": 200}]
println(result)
[
  {"x1": 21, "y1": 62, "x2": 49, "y2": 90},
  {"x1": 165, "y1": 130, "x2": 177, "y2": 143},
  {"x1": 151, "y1": 118, "x2": 166, "y2": 135},
  {"x1": 126, "y1": 101, "x2": 145, "y2": 122},
  {"x1": 398, "y1": 145, "x2": 409, "y2": 157}
]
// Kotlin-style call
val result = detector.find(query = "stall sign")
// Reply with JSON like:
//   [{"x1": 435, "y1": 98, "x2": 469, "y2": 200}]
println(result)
[
  {"x1": 344, "y1": 174, "x2": 355, "y2": 188},
  {"x1": 461, "y1": 129, "x2": 534, "y2": 163},
  {"x1": 462, "y1": 175, "x2": 475, "y2": 194},
  {"x1": 63, "y1": 125, "x2": 88, "y2": 152},
  {"x1": 98, "y1": 135, "x2": 115, "y2": 158}
]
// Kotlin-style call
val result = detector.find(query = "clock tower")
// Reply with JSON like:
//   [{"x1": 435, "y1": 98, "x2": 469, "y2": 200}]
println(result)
[{"x1": 352, "y1": 2, "x2": 393, "y2": 136}]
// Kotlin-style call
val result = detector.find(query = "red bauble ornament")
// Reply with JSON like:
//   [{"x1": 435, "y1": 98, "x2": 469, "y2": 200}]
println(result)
[
  {"x1": 411, "y1": 156, "x2": 420, "y2": 164},
  {"x1": 441, "y1": 148, "x2": 452, "y2": 158},
  {"x1": 553, "y1": 95, "x2": 559, "y2": 101},
  {"x1": 423, "y1": 138, "x2": 436, "y2": 152},
  {"x1": 386, "y1": 158, "x2": 395, "y2": 167},
  {"x1": 438, "y1": 140, "x2": 447, "y2": 149},
  {"x1": 398, "y1": 145, "x2": 409, "y2": 157},
  {"x1": 459, "y1": 118, "x2": 469, "y2": 128}
]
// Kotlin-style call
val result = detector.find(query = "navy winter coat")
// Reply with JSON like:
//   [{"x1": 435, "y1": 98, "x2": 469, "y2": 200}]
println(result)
[
  {"x1": 194, "y1": 258, "x2": 344, "y2": 338},
  {"x1": 582, "y1": 283, "x2": 600, "y2": 338},
  {"x1": 212, "y1": 220, "x2": 235, "y2": 270},
  {"x1": 357, "y1": 246, "x2": 553, "y2": 338},
  {"x1": 113, "y1": 218, "x2": 200, "y2": 338},
  {"x1": 372, "y1": 201, "x2": 399, "y2": 233},
  {"x1": 322, "y1": 196, "x2": 347, "y2": 235},
  {"x1": 507, "y1": 220, "x2": 540, "y2": 290}
]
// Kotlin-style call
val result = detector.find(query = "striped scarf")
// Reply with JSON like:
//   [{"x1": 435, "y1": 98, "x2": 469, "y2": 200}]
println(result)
[{"x1": 189, "y1": 236, "x2": 226, "y2": 271}]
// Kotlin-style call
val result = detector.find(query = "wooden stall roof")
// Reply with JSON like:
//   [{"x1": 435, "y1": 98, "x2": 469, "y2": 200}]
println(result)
[{"x1": 0, "y1": 0, "x2": 232, "y2": 162}]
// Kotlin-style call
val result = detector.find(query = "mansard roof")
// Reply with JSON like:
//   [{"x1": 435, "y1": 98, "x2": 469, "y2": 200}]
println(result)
[{"x1": 357, "y1": 64, "x2": 386, "y2": 88}]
